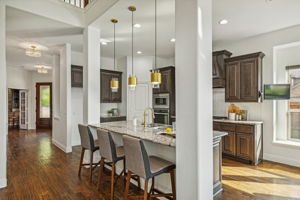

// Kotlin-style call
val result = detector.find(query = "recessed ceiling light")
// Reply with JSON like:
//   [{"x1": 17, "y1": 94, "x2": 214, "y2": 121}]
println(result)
[
  {"x1": 137, "y1": 51, "x2": 142, "y2": 54},
  {"x1": 219, "y1": 19, "x2": 228, "y2": 25},
  {"x1": 100, "y1": 39, "x2": 111, "y2": 45},
  {"x1": 170, "y1": 38, "x2": 176, "y2": 42},
  {"x1": 134, "y1": 24, "x2": 141, "y2": 28},
  {"x1": 101, "y1": 42, "x2": 108, "y2": 45}
]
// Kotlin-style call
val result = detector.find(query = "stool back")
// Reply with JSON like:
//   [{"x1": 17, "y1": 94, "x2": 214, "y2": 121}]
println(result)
[
  {"x1": 123, "y1": 135, "x2": 151, "y2": 179},
  {"x1": 78, "y1": 124, "x2": 95, "y2": 150},
  {"x1": 97, "y1": 129, "x2": 117, "y2": 162}
]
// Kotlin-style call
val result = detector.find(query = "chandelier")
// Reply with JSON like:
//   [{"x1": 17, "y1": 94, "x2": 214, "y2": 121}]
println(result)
[{"x1": 25, "y1": 45, "x2": 41, "y2": 57}]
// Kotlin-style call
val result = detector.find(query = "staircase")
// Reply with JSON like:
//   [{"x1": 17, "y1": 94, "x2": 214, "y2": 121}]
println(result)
[{"x1": 62, "y1": 0, "x2": 94, "y2": 8}]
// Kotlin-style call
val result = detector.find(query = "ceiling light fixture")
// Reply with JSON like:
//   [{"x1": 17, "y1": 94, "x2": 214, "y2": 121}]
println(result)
[
  {"x1": 134, "y1": 23, "x2": 141, "y2": 28},
  {"x1": 219, "y1": 19, "x2": 228, "y2": 25},
  {"x1": 151, "y1": 0, "x2": 162, "y2": 89},
  {"x1": 137, "y1": 51, "x2": 142, "y2": 54},
  {"x1": 25, "y1": 45, "x2": 42, "y2": 57},
  {"x1": 128, "y1": 6, "x2": 138, "y2": 91},
  {"x1": 35, "y1": 65, "x2": 51, "y2": 74},
  {"x1": 101, "y1": 42, "x2": 108, "y2": 45},
  {"x1": 170, "y1": 38, "x2": 176, "y2": 43},
  {"x1": 110, "y1": 18, "x2": 119, "y2": 93}
]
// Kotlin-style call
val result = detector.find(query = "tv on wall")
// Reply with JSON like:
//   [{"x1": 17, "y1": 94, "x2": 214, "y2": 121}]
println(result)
[{"x1": 264, "y1": 84, "x2": 290, "y2": 100}]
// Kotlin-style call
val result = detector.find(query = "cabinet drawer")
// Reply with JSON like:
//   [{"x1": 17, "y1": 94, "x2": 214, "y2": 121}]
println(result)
[
  {"x1": 213, "y1": 122, "x2": 222, "y2": 131},
  {"x1": 236, "y1": 125, "x2": 254, "y2": 134},
  {"x1": 221, "y1": 123, "x2": 235, "y2": 132}
]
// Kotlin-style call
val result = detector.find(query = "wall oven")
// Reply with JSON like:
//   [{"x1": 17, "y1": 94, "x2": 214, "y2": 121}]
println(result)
[
  {"x1": 154, "y1": 109, "x2": 170, "y2": 125},
  {"x1": 153, "y1": 94, "x2": 169, "y2": 109}
]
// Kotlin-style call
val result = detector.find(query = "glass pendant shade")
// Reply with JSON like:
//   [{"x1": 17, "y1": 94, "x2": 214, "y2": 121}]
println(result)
[
  {"x1": 128, "y1": 75, "x2": 137, "y2": 91},
  {"x1": 111, "y1": 78, "x2": 119, "y2": 92},
  {"x1": 151, "y1": 70, "x2": 161, "y2": 88}
]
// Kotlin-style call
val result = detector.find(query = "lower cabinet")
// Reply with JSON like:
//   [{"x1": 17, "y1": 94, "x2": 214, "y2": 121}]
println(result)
[{"x1": 214, "y1": 121, "x2": 263, "y2": 165}]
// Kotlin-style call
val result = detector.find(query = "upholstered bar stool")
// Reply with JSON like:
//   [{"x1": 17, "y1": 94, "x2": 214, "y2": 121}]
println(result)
[
  {"x1": 96, "y1": 129, "x2": 126, "y2": 200},
  {"x1": 78, "y1": 124, "x2": 100, "y2": 182},
  {"x1": 123, "y1": 135, "x2": 176, "y2": 200}
]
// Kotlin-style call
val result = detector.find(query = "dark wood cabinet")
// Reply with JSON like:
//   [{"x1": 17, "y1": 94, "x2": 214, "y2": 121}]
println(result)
[
  {"x1": 153, "y1": 66, "x2": 175, "y2": 94},
  {"x1": 222, "y1": 132, "x2": 236, "y2": 156},
  {"x1": 71, "y1": 65, "x2": 83, "y2": 88},
  {"x1": 225, "y1": 52, "x2": 264, "y2": 102},
  {"x1": 100, "y1": 116, "x2": 126, "y2": 123},
  {"x1": 213, "y1": 50, "x2": 232, "y2": 88},
  {"x1": 213, "y1": 121, "x2": 263, "y2": 165},
  {"x1": 100, "y1": 69, "x2": 122, "y2": 103}
]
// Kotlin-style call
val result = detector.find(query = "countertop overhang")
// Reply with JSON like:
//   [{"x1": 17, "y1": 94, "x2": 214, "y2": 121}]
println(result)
[{"x1": 213, "y1": 119, "x2": 263, "y2": 125}]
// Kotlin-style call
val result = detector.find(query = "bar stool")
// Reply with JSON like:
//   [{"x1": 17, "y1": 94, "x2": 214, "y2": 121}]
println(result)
[
  {"x1": 123, "y1": 135, "x2": 176, "y2": 200},
  {"x1": 78, "y1": 124, "x2": 100, "y2": 182},
  {"x1": 96, "y1": 129, "x2": 126, "y2": 200}
]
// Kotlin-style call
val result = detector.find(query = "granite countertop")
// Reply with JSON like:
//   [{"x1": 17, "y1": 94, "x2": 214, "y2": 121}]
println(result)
[
  {"x1": 89, "y1": 121, "x2": 176, "y2": 147},
  {"x1": 213, "y1": 119, "x2": 263, "y2": 125},
  {"x1": 89, "y1": 121, "x2": 229, "y2": 147},
  {"x1": 100, "y1": 115, "x2": 126, "y2": 118}
]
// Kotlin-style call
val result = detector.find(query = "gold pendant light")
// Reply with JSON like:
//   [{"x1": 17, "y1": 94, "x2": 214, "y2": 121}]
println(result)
[
  {"x1": 151, "y1": 0, "x2": 161, "y2": 89},
  {"x1": 128, "y1": 6, "x2": 137, "y2": 91},
  {"x1": 110, "y1": 18, "x2": 119, "y2": 93}
]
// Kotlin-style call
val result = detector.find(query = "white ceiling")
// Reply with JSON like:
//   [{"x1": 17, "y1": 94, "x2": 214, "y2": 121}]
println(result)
[
  {"x1": 5, "y1": 0, "x2": 300, "y2": 70},
  {"x1": 213, "y1": 0, "x2": 300, "y2": 44}
]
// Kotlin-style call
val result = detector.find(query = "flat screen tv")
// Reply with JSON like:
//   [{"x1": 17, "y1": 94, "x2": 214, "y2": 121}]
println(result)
[{"x1": 264, "y1": 84, "x2": 290, "y2": 100}]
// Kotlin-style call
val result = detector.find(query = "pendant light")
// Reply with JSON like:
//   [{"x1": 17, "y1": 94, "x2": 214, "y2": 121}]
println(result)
[
  {"x1": 128, "y1": 6, "x2": 137, "y2": 91},
  {"x1": 151, "y1": 0, "x2": 161, "y2": 89},
  {"x1": 110, "y1": 18, "x2": 119, "y2": 93}
]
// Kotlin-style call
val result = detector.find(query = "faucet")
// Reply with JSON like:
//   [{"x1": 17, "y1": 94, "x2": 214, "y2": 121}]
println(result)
[{"x1": 143, "y1": 107, "x2": 155, "y2": 128}]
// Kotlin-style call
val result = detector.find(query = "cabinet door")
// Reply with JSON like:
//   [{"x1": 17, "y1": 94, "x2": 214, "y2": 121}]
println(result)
[
  {"x1": 222, "y1": 131, "x2": 236, "y2": 156},
  {"x1": 160, "y1": 69, "x2": 172, "y2": 93},
  {"x1": 225, "y1": 61, "x2": 240, "y2": 101},
  {"x1": 71, "y1": 66, "x2": 83, "y2": 88},
  {"x1": 111, "y1": 73, "x2": 122, "y2": 103},
  {"x1": 213, "y1": 54, "x2": 226, "y2": 88},
  {"x1": 236, "y1": 133, "x2": 253, "y2": 161},
  {"x1": 240, "y1": 58, "x2": 258, "y2": 101},
  {"x1": 101, "y1": 71, "x2": 112, "y2": 103}
]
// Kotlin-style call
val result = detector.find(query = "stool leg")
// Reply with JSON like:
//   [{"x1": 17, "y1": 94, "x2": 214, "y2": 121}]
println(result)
[
  {"x1": 78, "y1": 147, "x2": 85, "y2": 177},
  {"x1": 143, "y1": 179, "x2": 149, "y2": 200},
  {"x1": 151, "y1": 177, "x2": 155, "y2": 195},
  {"x1": 124, "y1": 171, "x2": 132, "y2": 200},
  {"x1": 110, "y1": 163, "x2": 116, "y2": 200},
  {"x1": 97, "y1": 158, "x2": 105, "y2": 190},
  {"x1": 170, "y1": 170, "x2": 176, "y2": 200},
  {"x1": 89, "y1": 151, "x2": 94, "y2": 182}
]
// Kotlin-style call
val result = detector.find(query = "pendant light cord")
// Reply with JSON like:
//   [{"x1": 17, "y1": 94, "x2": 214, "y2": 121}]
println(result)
[
  {"x1": 154, "y1": 0, "x2": 157, "y2": 71},
  {"x1": 131, "y1": 10, "x2": 134, "y2": 75},
  {"x1": 114, "y1": 22, "x2": 116, "y2": 71}
]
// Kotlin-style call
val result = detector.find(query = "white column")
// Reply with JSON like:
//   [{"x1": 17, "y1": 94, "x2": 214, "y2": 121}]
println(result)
[
  {"x1": 83, "y1": 26, "x2": 101, "y2": 124},
  {"x1": 52, "y1": 44, "x2": 72, "y2": 153},
  {"x1": 175, "y1": 0, "x2": 213, "y2": 199},
  {"x1": 0, "y1": 1, "x2": 7, "y2": 188}
]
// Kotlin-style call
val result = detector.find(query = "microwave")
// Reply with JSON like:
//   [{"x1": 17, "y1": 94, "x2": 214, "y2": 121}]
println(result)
[{"x1": 153, "y1": 94, "x2": 170, "y2": 109}]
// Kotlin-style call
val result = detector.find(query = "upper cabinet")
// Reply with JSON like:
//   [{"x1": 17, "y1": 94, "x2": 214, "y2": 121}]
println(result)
[
  {"x1": 213, "y1": 50, "x2": 232, "y2": 88},
  {"x1": 100, "y1": 69, "x2": 122, "y2": 103},
  {"x1": 71, "y1": 65, "x2": 83, "y2": 88},
  {"x1": 153, "y1": 66, "x2": 175, "y2": 94},
  {"x1": 225, "y1": 52, "x2": 265, "y2": 102}
]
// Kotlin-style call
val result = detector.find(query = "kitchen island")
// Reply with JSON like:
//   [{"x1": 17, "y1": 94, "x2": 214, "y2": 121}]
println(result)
[{"x1": 89, "y1": 121, "x2": 227, "y2": 197}]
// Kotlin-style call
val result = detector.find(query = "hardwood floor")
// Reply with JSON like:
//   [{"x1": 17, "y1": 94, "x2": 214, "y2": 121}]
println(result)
[
  {"x1": 1, "y1": 129, "x2": 300, "y2": 200},
  {"x1": 216, "y1": 158, "x2": 300, "y2": 200},
  {"x1": 0, "y1": 129, "x2": 142, "y2": 200}
]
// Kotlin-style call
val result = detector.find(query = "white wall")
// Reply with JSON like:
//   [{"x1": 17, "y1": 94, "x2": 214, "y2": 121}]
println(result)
[
  {"x1": 7, "y1": 67, "x2": 30, "y2": 90},
  {"x1": 213, "y1": 24, "x2": 300, "y2": 167},
  {"x1": 0, "y1": 1, "x2": 7, "y2": 189}
]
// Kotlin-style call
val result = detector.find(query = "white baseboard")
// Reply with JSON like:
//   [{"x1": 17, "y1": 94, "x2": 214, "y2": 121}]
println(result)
[
  {"x1": 0, "y1": 178, "x2": 7, "y2": 188},
  {"x1": 52, "y1": 139, "x2": 72, "y2": 153},
  {"x1": 263, "y1": 153, "x2": 300, "y2": 168}
]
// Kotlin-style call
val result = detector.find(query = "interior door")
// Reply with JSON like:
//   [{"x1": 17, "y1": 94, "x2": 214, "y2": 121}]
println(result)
[
  {"x1": 36, "y1": 83, "x2": 52, "y2": 129},
  {"x1": 19, "y1": 90, "x2": 28, "y2": 130}
]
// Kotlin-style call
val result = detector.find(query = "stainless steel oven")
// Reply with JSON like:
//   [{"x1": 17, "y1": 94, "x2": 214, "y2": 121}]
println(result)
[
  {"x1": 153, "y1": 94, "x2": 169, "y2": 109},
  {"x1": 154, "y1": 109, "x2": 170, "y2": 125}
]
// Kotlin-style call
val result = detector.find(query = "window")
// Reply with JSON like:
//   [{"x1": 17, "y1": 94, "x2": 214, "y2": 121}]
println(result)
[{"x1": 287, "y1": 69, "x2": 300, "y2": 141}]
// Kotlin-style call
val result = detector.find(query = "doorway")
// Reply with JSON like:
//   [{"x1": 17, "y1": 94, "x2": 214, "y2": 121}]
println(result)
[{"x1": 36, "y1": 83, "x2": 52, "y2": 129}]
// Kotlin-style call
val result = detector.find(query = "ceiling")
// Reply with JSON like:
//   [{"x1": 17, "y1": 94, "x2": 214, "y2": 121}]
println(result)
[
  {"x1": 5, "y1": 0, "x2": 300, "y2": 70},
  {"x1": 213, "y1": 0, "x2": 300, "y2": 44}
]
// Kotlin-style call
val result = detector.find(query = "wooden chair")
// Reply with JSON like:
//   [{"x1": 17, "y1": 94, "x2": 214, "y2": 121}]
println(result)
[
  {"x1": 123, "y1": 135, "x2": 176, "y2": 200},
  {"x1": 78, "y1": 124, "x2": 100, "y2": 182}
]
